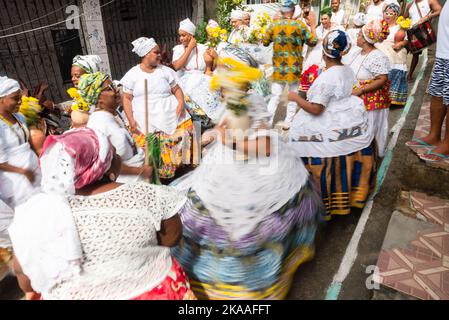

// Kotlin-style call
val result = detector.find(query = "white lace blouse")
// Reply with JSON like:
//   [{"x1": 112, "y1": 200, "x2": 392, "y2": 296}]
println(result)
[
  {"x1": 44, "y1": 182, "x2": 187, "y2": 300},
  {"x1": 350, "y1": 49, "x2": 391, "y2": 81}
]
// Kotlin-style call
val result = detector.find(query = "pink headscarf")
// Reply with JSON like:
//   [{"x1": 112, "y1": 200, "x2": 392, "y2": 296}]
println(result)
[
  {"x1": 41, "y1": 127, "x2": 114, "y2": 189},
  {"x1": 362, "y1": 19, "x2": 390, "y2": 44}
]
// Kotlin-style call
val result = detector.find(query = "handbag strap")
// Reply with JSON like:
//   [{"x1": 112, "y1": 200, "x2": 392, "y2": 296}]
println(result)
[{"x1": 415, "y1": 1, "x2": 424, "y2": 19}]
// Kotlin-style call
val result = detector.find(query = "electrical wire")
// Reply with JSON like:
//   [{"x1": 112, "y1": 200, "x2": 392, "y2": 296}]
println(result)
[{"x1": 0, "y1": 0, "x2": 116, "y2": 40}]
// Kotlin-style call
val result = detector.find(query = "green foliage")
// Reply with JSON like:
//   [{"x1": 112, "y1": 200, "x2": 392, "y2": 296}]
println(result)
[
  {"x1": 195, "y1": 20, "x2": 208, "y2": 44},
  {"x1": 216, "y1": 0, "x2": 245, "y2": 32}
]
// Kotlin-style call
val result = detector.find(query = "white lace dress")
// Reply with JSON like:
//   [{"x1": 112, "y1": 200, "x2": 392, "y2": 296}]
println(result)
[
  {"x1": 350, "y1": 49, "x2": 391, "y2": 157},
  {"x1": 289, "y1": 65, "x2": 374, "y2": 158},
  {"x1": 43, "y1": 182, "x2": 187, "y2": 300}
]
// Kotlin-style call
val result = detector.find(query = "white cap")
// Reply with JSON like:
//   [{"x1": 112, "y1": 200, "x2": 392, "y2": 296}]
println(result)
[
  {"x1": 0, "y1": 76, "x2": 21, "y2": 98},
  {"x1": 231, "y1": 9, "x2": 244, "y2": 20},
  {"x1": 179, "y1": 18, "x2": 196, "y2": 35},
  {"x1": 353, "y1": 12, "x2": 366, "y2": 27},
  {"x1": 131, "y1": 37, "x2": 157, "y2": 57}
]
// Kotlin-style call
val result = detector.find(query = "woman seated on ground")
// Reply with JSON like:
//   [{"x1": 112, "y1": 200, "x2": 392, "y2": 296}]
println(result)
[
  {"x1": 288, "y1": 30, "x2": 377, "y2": 220},
  {"x1": 9, "y1": 127, "x2": 196, "y2": 300},
  {"x1": 349, "y1": 19, "x2": 391, "y2": 158},
  {"x1": 172, "y1": 18, "x2": 222, "y2": 128},
  {"x1": 79, "y1": 72, "x2": 153, "y2": 183},
  {"x1": 0, "y1": 76, "x2": 41, "y2": 209},
  {"x1": 69, "y1": 55, "x2": 103, "y2": 128},
  {"x1": 170, "y1": 54, "x2": 324, "y2": 300},
  {"x1": 121, "y1": 37, "x2": 193, "y2": 181}
]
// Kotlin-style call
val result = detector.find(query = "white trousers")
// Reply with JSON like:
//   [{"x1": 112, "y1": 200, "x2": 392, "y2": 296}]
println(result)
[
  {"x1": 267, "y1": 81, "x2": 299, "y2": 125},
  {"x1": 368, "y1": 109, "x2": 390, "y2": 158}
]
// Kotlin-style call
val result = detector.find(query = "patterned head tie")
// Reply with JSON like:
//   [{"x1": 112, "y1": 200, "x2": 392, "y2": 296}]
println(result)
[
  {"x1": 77, "y1": 72, "x2": 110, "y2": 106},
  {"x1": 362, "y1": 19, "x2": 390, "y2": 44},
  {"x1": 323, "y1": 29, "x2": 351, "y2": 59}
]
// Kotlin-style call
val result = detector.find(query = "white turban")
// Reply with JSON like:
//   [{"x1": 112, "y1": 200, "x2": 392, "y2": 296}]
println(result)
[
  {"x1": 72, "y1": 55, "x2": 102, "y2": 74},
  {"x1": 0, "y1": 76, "x2": 21, "y2": 98},
  {"x1": 179, "y1": 18, "x2": 196, "y2": 35},
  {"x1": 132, "y1": 37, "x2": 158, "y2": 58},
  {"x1": 230, "y1": 9, "x2": 244, "y2": 20},
  {"x1": 353, "y1": 13, "x2": 366, "y2": 27}
]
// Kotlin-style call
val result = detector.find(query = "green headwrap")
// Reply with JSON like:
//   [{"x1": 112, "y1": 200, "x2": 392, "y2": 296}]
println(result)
[
  {"x1": 320, "y1": 6, "x2": 333, "y2": 18},
  {"x1": 77, "y1": 72, "x2": 110, "y2": 106}
]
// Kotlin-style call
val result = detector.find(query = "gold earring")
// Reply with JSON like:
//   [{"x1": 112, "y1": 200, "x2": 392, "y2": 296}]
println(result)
[{"x1": 109, "y1": 173, "x2": 117, "y2": 182}]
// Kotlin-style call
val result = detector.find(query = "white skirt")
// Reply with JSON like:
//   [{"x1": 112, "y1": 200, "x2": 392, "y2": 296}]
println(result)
[
  {"x1": 0, "y1": 143, "x2": 41, "y2": 208},
  {"x1": 368, "y1": 109, "x2": 390, "y2": 158}
]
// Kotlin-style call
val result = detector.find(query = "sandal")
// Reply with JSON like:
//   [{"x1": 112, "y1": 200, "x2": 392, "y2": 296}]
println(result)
[
  {"x1": 405, "y1": 138, "x2": 437, "y2": 149},
  {"x1": 419, "y1": 150, "x2": 449, "y2": 162}
]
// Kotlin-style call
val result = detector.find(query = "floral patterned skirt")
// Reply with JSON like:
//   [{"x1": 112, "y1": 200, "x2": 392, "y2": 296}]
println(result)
[
  {"x1": 132, "y1": 258, "x2": 197, "y2": 300},
  {"x1": 157, "y1": 119, "x2": 193, "y2": 180}
]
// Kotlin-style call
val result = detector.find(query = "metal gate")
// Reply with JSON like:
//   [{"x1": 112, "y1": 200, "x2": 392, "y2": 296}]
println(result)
[
  {"x1": 0, "y1": 0, "x2": 88, "y2": 103},
  {"x1": 100, "y1": 0, "x2": 194, "y2": 80}
]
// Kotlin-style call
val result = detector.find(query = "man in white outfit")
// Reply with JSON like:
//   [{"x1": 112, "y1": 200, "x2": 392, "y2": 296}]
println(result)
[{"x1": 331, "y1": 0, "x2": 347, "y2": 27}]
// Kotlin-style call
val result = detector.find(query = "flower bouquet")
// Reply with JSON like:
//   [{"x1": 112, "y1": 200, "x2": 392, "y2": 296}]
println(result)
[
  {"x1": 67, "y1": 87, "x2": 90, "y2": 127},
  {"x1": 395, "y1": 16, "x2": 412, "y2": 43},
  {"x1": 206, "y1": 22, "x2": 228, "y2": 48},
  {"x1": 248, "y1": 12, "x2": 272, "y2": 44},
  {"x1": 211, "y1": 57, "x2": 263, "y2": 139},
  {"x1": 19, "y1": 96, "x2": 42, "y2": 126}
]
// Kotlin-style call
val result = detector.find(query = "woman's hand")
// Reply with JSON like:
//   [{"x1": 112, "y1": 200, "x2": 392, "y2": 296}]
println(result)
[
  {"x1": 392, "y1": 42, "x2": 403, "y2": 51},
  {"x1": 22, "y1": 169, "x2": 36, "y2": 184},
  {"x1": 128, "y1": 118, "x2": 141, "y2": 135},
  {"x1": 176, "y1": 103, "x2": 185, "y2": 118},
  {"x1": 139, "y1": 165, "x2": 153, "y2": 180},
  {"x1": 187, "y1": 37, "x2": 197, "y2": 50},
  {"x1": 305, "y1": 11, "x2": 317, "y2": 27},
  {"x1": 206, "y1": 48, "x2": 218, "y2": 59},
  {"x1": 352, "y1": 88, "x2": 364, "y2": 97}
]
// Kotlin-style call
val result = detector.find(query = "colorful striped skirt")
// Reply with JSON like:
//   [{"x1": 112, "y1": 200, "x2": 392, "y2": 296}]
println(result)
[
  {"x1": 301, "y1": 142, "x2": 377, "y2": 220},
  {"x1": 171, "y1": 180, "x2": 324, "y2": 300},
  {"x1": 389, "y1": 69, "x2": 408, "y2": 106}
]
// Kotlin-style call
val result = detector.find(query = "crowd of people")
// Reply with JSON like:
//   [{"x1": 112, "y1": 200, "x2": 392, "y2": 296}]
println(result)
[{"x1": 0, "y1": 0, "x2": 447, "y2": 300}]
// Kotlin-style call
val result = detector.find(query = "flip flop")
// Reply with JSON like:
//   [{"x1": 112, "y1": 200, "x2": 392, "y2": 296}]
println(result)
[
  {"x1": 405, "y1": 138, "x2": 437, "y2": 149},
  {"x1": 419, "y1": 150, "x2": 449, "y2": 162}
]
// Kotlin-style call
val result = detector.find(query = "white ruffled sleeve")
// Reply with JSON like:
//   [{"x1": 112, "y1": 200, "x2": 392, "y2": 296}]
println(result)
[
  {"x1": 141, "y1": 183, "x2": 187, "y2": 231},
  {"x1": 120, "y1": 67, "x2": 137, "y2": 94},
  {"x1": 163, "y1": 66, "x2": 180, "y2": 89},
  {"x1": 172, "y1": 45, "x2": 184, "y2": 62},
  {"x1": 364, "y1": 50, "x2": 391, "y2": 76}
]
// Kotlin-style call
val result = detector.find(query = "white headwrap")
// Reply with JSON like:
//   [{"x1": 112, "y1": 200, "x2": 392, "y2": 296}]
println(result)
[
  {"x1": 230, "y1": 9, "x2": 244, "y2": 20},
  {"x1": 353, "y1": 13, "x2": 366, "y2": 27},
  {"x1": 8, "y1": 128, "x2": 113, "y2": 295},
  {"x1": 132, "y1": 37, "x2": 158, "y2": 58},
  {"x1": 72, "y1": 55, "x2": 102, "y2": 74},
  {"x1": 0, "y1": 76, "x2": 20, "y2": 98},
  {"x1": 179, "y1": 18, "x2": 196, "y2": 35}
]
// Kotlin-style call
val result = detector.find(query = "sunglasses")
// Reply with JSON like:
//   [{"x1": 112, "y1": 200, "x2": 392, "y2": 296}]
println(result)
[{"x1": 101, "y1": 82, "x2": 120, "y2": 92}]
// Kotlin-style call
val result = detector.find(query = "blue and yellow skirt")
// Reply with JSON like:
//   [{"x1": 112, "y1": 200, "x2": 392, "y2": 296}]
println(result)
[
  {"x1": 301, "y1": 142, "x2": 377, "y2": 220},
  {"x1": 389, "y1": 69, "x2": 408, "y2": 106}
]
